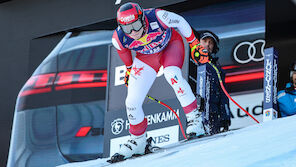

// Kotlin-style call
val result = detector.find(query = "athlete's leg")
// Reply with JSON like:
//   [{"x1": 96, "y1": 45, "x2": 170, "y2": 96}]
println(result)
[
  {"x1": 126, "y1": 57, "x2": 158, "y2": 135},
  {"x1": 161, "y1": 29, "x2": 205, "y2": 137},
  {"x1": 161, "y1": 29, "x2": 196, "y2": 113},
  {"x1": 116, "y1": 57, "x2": 158, "y2": 158}
]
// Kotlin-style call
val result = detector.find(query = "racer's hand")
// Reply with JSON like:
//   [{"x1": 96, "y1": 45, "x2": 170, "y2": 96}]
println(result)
[
  {"x1": 125, "y1": 67, "x2": 132, "y2": 87},
  {"x1": 190, "y1": 38, "x2": 209, "y2": 64}
]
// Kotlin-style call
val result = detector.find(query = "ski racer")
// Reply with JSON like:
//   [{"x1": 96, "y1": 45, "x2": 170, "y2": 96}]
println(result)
[
  {"x1": 277, "y1": 61, "x2": 296, "y2": 117},
  {"x1": 191, "y1": 30, "x2": 231, "y2": 134},
  {"x1": 111, "y1": 2, "x2": 209, "y2": 160}
]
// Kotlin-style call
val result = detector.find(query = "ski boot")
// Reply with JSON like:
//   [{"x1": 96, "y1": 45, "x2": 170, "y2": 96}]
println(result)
[
  {"x1": 186, "y1": 109, "x2": 205, "y2": 140},
  {"x1": 109, "y1": 132, "x2": 147, "y2": 163}
]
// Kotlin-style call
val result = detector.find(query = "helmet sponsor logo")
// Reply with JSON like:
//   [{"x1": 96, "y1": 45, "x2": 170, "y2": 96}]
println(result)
[{"x1": 119, "y1": 15, "x2": 136, "y2": 24}]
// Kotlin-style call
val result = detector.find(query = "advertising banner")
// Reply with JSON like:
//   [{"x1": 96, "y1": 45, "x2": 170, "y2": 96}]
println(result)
[
  {"x1": 196, "y1": 64, "x2": 212, "y2": 133},
  {"x1": 185, "y1": 0, "x2": 265, "y2": 94},
  {"x1": 229, "y1": 92, "x2": 263, "y2": 129},
  {"x1": 196, "y1": 65, "x2": 264, "y2": 130},
  {"x1": 263, "y1": 47, "x2": 278, "y2": 121}
]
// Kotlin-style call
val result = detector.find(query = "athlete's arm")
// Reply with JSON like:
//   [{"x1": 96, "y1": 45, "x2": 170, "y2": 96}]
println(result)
[
  {"x1": 156, "y1": 9, "x2": 196, "y2": 43},
  {"x1": 112, "y1": 30, "x2": 133, "y2": 68},
  {"x1": 156, "y1": 9, "x2": 210, "y2": 64}
]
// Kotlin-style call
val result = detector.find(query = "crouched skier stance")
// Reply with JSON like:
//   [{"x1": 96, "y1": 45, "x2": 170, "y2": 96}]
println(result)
[{"x1": 111, "y1": 2, "x2": 209, "y2": 161}]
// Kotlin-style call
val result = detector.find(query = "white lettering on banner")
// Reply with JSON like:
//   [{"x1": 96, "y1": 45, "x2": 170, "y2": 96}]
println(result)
[
  {"x1": 146, "y1": 109, "x2": 179, "y2": 125},
  {"x1": 115, "y1": 65, "x2": 126, "y2": 86},
  {"x1": 147, "y1": 126, "x2": 179, "y2": 146},
  {"x1": 205, "y1": 76, "x2": 210, "y2": 119},
  {"x1": 125, "y1": 109, "x2": 180, "y2": 130},
  {"x1": 203, "y1": 76, "x2": 211, "y2": 133},
  {"x1": 152, "y1": 134, "x2": 170, "y2": 144},
  {"x1": 199, "y1": 76, "x2": 203, "y2": 97},
  {"x1": 109, "y1": 126, "x2": 179, "y2": 156},
  {"x1": 273, "y1": 59, "x2": 278, "y2": 105},
  {"x1": 265, "y1": 59, "x2": 272, "y2": 103}
]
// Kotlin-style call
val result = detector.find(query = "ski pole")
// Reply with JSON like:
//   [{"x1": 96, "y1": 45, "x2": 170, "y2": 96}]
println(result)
[
  {"x1": 146, "y1": 95, "x2": 188, "y2": 139},
  {"x1": 208, "y1": 61, "x2": 260, "y2": 124}
]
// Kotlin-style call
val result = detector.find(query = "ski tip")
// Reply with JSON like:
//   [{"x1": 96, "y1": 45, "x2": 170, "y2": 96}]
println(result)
[
  {"x1": 107, "y1": 153, "x2": 125, "y2": 163},
  {"x1": 148, "y1": 146, "x2": 162, "y2": 153},
  {"x1": 186, "y1": 133, "x2": 205, "y2": 140}
]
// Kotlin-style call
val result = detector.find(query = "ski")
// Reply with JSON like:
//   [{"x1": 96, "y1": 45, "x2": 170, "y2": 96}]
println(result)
[
  {"x1": 106, "y1": 130, "x2": 233, "y2": 165},
  {"x1": 148, "y1": 130, "x2": 233, "y2": 153}
]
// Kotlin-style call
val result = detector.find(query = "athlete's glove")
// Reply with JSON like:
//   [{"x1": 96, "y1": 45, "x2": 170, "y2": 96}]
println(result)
[
  {"x1": 189, "y1": 38, "x2": 209, "y2": 64},
  {"x1": 124, "y1": 67, "x2": 132, "y2": 87}
]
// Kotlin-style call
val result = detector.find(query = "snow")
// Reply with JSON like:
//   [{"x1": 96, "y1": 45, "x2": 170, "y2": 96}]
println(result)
[{"x1": 58, "y1": 115, "x2": 296, "y2": 167}]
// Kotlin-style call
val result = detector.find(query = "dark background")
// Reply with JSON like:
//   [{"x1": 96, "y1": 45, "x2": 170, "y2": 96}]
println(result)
[{"x1": 0, "y1": 0, "x2": 295, "y2": 166}]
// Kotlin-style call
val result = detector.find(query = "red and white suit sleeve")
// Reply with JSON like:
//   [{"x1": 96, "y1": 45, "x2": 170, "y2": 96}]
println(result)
[
  {"x1": 156, "y1": 9, "x2": 196, "y2": 43},
  {"x1": 112, "y1": 30, "x2": 133, "y2": 68}
]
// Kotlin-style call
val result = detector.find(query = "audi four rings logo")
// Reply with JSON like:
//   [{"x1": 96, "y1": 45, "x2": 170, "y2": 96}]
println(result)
[{"x1": 233, "y1": 39, "x2": 265, "y2": 64}]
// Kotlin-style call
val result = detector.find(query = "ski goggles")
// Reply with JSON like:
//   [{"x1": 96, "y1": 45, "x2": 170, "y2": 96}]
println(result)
[{"x1": 120, "y1": 19, "x2": 143, "y2": 34}]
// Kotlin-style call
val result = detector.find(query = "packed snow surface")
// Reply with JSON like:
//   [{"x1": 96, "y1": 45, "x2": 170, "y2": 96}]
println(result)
[{"x1": 58, "y1": 115, "x2": 296, "y2": 167}]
